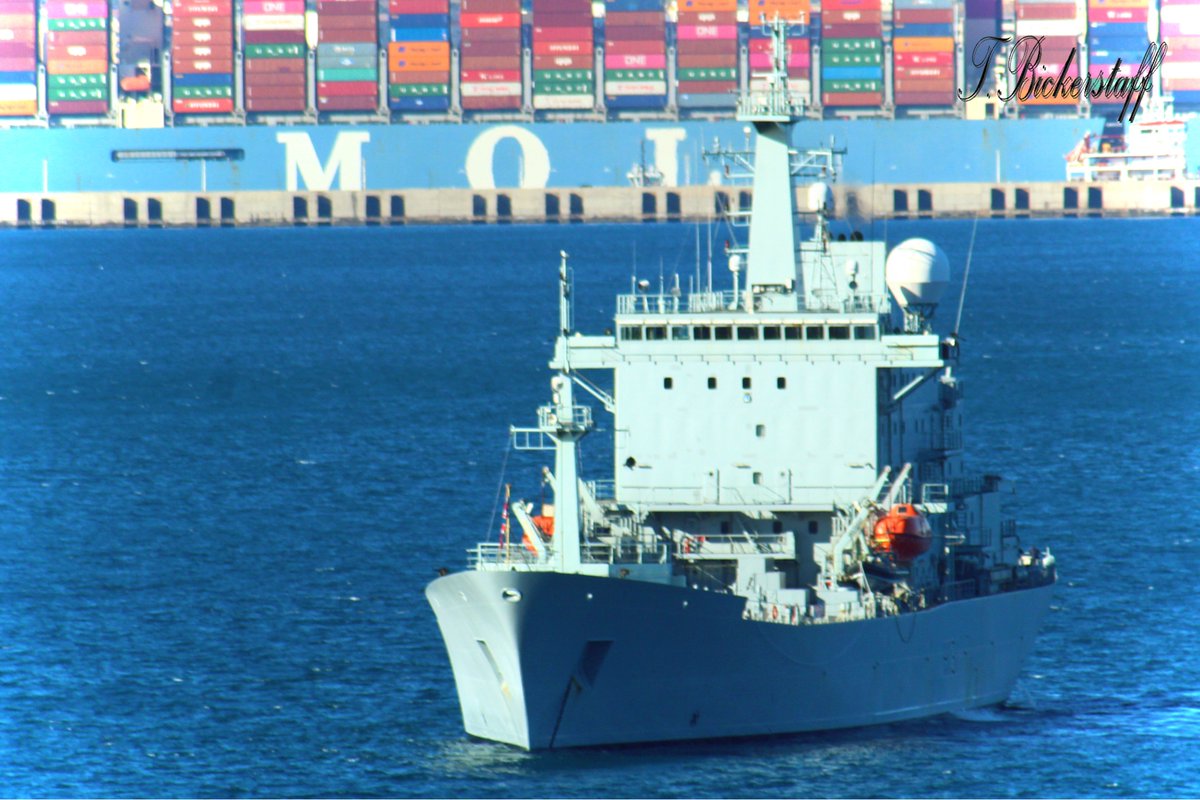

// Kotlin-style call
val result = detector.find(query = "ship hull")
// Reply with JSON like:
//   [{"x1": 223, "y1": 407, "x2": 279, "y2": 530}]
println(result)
[{"x1": 426, "y1": 570, "x2": 1054, "y2": 749}]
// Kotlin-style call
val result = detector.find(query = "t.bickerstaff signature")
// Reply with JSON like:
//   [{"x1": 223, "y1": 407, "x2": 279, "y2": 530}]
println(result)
[{"x1": 958, "y1": 35, "x2": 1168, "y2": 122}]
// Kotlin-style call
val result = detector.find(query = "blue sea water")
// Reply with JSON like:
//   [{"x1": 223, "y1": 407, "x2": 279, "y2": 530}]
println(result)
[{"x1": 0, "y1": 219, "x2": 1198, "y2": 798}]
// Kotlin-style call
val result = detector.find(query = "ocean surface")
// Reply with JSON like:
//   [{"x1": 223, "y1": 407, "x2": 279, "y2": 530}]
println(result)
[{"x1": 0, "y1": 218, "x2": 1198, "y2": 798}]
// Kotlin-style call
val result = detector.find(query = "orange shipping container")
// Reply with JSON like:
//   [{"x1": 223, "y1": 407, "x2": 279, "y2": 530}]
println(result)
[
  {"x1": 893, "y1": 36, "x2": 954, "y2": 52},
  {"x1": 46, "y1": 58, "x2": 107, "y2": 73},
  {"x1": 387, "y1": 41, "x2": 449, "y2": 56},
  {"x1": 46, "y1": 43, "x2": 107, "y2": 60},
  {"x1": 675, "y1": 0, "x2": 738, "y2": 12},
  {"x1": 388, "y1": 52, "x2": 450, "y2": 70},
  {"x1": 0, "y1": 99, "x2": 37, "y2": 115}
]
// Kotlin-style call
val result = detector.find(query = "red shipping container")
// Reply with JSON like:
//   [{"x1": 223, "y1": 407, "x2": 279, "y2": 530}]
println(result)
[
  {"x1": 461, "y1": 95, "x2": 521, "y2": 109},
  {"x1": 820, "y1": 0, "x2": 881, "y2": 8},
  {"x1": 462, "y1": 68, "x2": 520, "y2": 81},
  {"x1": 245, "y1": 83, "x2": 306, "y2": 97},
  {"x1": 318, "y1": 28, "x2": 375, "y2": 42},
  {"x1": 460, "y1": 0, "x2": 519, "y2": 11},
  {"x1": 453, "y1": 54, "x2": 519, "y2": 67},
  {"x1": 174, "y1": 58, "x2": 235, "y2": 73},
  {"x1": 821, "y1": 22, "x2": 882, "y2": 36},
  {"x1": 174, "y1": 44, "x2": 231, "y2": 59},
  {"x1": 46, "y1": 43, "x2": 106, "y2": 60},
  {"x1": 604, "y1": 37, "x2": 666, "y2": 50},
  {"x1": 317, "y1": 79, "x2": 376, "y2": 95},
  {"x1": 896, "y1": 50, "x2": 953, "y2": 66},
  {"x1": 533, "y1": 53, "x2": 593, "y2": 68},
  {"x1": 461, "y1": 27, "x2": 521, "y2": 41},
  {"x1": 175, "y1": 1, "x2": 233, "y2": 14},
  {"x1": 460, "y1": 11, "x2": 520, "y2": 26},
  {"x1": 893, "y1": 8, "x2": 953, "y2": 23},
  {"x1": 174, "y1": 97, "x2": 235, "y2": 112},
  {"x1": 532, "y1": 26, "x2": 593, "y2": 40},
  {"x1": 0, "y1": 13, "x2": 33, "y2": 27},
  {"x1": 533, "y1": 40, "x2": 588, "y2": 54},
  {"x1": 895, "y1": 78, "x2": 954, "y2": 91},
  {"x1": 607, "y1": 11, "x2": 663, "y2": 24},
  {"x1": 532, "y1": 0, "x2": 589, "y2": 10},
  {"x1": 459, "y1": 40, "x2": 519, "y2": 56},
  {"x1": 824, "y1": 8, "x2": 882, "y2": 23},
  {"x1": 245, "y1": 58, "x2": 306, "y2": 72},
  {"x1": 677, "y1": 79, "x2": 736, "y2": 92},
  {"x1": 1016, "y1": 4, "x2": 1078, "y2": 19},
  {"x1": 317, "y1": 0, "x2": 374, "y2": 12},
  {"x1": 0, "y1": 2, "x2": 36, "y2": 12},
  {"x1": 677, "y1": 10, "x2": 737, "y2": 23},
  {"x1": 389, "y1": 68, "x2": 450, "y2": 81},
  {"x1": 48, "y1": 99, "x2": 108, "y2": 113},
  {"x1": 0, "y1": 55, "x2": 34, "y2": 69},
  {"x1": 173, "y1": 29, "x2": 235, "y2": 44},
  {"x1": 245, "y1": 29, "x2": 306, "y2": 43},
  {"x1": 317, "y1": 95, "x2": 376, "y2": 109},
  {"x1": 388, "y1": 0, "x2": 448, "y2": 11},
  {"x1": 45, "y1": 29, "x2": 105, "y2": 45},
  {"x1": 673, "y1": 39, "x2": 735, "y2": 54},
  {"x1": 894, "y1": 91, "x2": 954, "y2": 105},
  {"x1": 0, "y1": 40, "x2": 32, "y2": 55},
  {"x1": 822, "y1": 90, "x2": 883, "y2": 105},
  {"x1": 246, "y1": 97, "x2": 305, "y2": 110},
  {"x1": 532, "y1": 11, "x2": 592, "y2": 25},
  {"x1": 241, "y1": 71, "x2": 301, "y2": 84},
  {"x1": 319, "y1": 15, "x2": 376, "y2": 29},
  {"x1": 678, "y1": 53, "x2": 737, "y2": 67},
  {"x1": 174, "y1": 16, "x2": 233, "y2": 31},
  {"x1": 895, "y1": 65, "x2": 953, "y2": 78}
]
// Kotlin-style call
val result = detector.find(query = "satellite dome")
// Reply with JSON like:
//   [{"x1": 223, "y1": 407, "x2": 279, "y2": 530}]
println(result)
[
  {"x1": 807, "y1": 182, "x2": 833, "y2": 212},
  {"x1": 885, "y1": 238, "x2": 950, "y2": 309}
]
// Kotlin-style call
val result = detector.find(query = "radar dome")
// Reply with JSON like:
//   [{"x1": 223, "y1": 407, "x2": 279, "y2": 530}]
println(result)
[
  {"x1": 807, "y1": 182, "x2": 833, "y2": 212},
  {"x1": 885, "y1": 238, "x2": 950, "y2": 309}
]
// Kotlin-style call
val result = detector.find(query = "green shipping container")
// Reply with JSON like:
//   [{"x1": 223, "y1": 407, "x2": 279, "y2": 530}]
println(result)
[
  {"x1": 605, "y1": 69, "x2": 665, "y2": 81},
  {"x1": 388, "y1": 83, "x2": 449, "y2": 97},
  {"x1": 823, "y1": 79, "x2": 882, "y2": 92},
  {"x1": 679, "y1": 67, "x2": 737, "y2": 81},
  {"x1": 317, "y1": 67, "x2": 376, "y2": 82},
  {"x1": 821, "y1": 51, "x2": 882, "y2": 67},
  {"x1": 48, "y1": 73, "x2": 106, "y2": 87},
  {"x1": 533, "y1": 69, "x2": 593, "y2": 83},
  {"x1": 822, "y1": 37, "x2": 881, "y2": 53},
  {"x1": 48, "y1": 86, "x2": 106, "y2": 101},
  {"x1": 174, "y1": 85, "x2": 233, "y2": 99},
  {"x1": 244, "y1": 43, "x2": 305, "y2": 59},
  {"x1": 533, "y1": 81, "x2": 592, "y2": 95},
  {"x1": 48, "y1": 16, "x2": 106, "y2": 30}
]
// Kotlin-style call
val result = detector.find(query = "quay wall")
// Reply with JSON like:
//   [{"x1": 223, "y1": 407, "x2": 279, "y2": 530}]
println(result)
[{"x1": 3, "y1": 182, "x2": 1199, "y2": 229}]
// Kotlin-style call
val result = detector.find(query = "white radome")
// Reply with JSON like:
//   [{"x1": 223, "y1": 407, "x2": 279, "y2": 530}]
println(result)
[{"x1": 885, "y1": 238, "x2": 950, "y2": 308}]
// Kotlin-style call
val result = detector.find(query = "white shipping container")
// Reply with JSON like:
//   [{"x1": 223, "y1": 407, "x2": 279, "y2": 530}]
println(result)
[
  {"x1": 243, "y1": 13, "x2": 305, "y2": 30},
  {"x1": 1015, "y1": 19, "x2": 1084, "y2": 37},
  {"x1": 460, "y1": 81, "x2": 522, "y2": 97},
  {"x1": 604, "y1": 80, "x2": 668, "y2": 94},
  {"x1": 0, "y1": 82, "x2": 37, "y2": 101},
  {"x1": 532, "y1": 94, "x2": 593, "y2": 109}
]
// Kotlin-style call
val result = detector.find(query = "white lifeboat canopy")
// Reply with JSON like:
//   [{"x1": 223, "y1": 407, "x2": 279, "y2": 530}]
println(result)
[{"x1": 885, "y1": 238, "x2": 950, "y2": 310}]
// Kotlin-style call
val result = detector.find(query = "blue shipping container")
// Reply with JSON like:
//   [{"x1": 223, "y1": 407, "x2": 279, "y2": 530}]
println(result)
[
  {"x1": 172, "y1": 72, "x2": 234, "y2": 87},
  {"x1": 389, "y1": 13, "x2": 448, "y2": 27},
  {"x1": 389, "y1": 96, "x2": 452, "y2": 111},
  {"x1": 822, "y1": 65, "x2": 884, "y2": 80},
  {"x1": 389, "y1": 26, "x2": 450, "y2": 42},
  {"x1": 605, "y1": 94, "x2": 668, "y2": 109},
  {"x1": 892, "y1": 23, "x2": 955, "y2": 37}
]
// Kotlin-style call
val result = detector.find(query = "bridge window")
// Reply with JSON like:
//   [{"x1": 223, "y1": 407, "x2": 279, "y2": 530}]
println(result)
[
  {"x1": 671, "y1": 326, "x2": 690, "y2": 340},
  {"x1": 620, "y1": 326, "x2": 642, "y2": 341},
  {"x1": 714, "y1": 326, "x2": 732, "y2": 340},
  {"x1": 762, "y1": 326, "x2": 781, "y2": 340},
  {"x1": 805, "y1": 326, "x2": 824, "y2": 340},
  {"x1": 752, "y1": 472, "x2": 762, "y2": 485},
  {"x1": 737, "y1": 326, "x2": 758, "y2": 340},
  {"x1": 829, "y1": 325, "x2": 851, "y2": 340},
  {"x1": 777, "y1": 377, "x2": 786, "y2": 389},
  {"x1": 646, "y1": 325, "x2": 666, "y2": 340},
  {"x1": 692, "y1": 326, "x2": 711, "y2": 340},
  {"x1": 784, "y1": 325, "x2": 802, "y2": 340},
  {"x1": 853, "y1": 325, "x2": 876, "y2": 340},
  {"x1": 721, "y1": 520, "x2": 731, "y2": 533},
  {"x1": 664, "y1": 377, "x2": 673, "y2": 389},
  {"x1": 708, "y1": 377, "x2": 717, "y2": 389},
  {"x1": 808, "y1": 520, "x2": 818, "y2": 534},
  {"x1": 773, "y1": 520, "x2": 783, "y2": 533},
  {"x1": 755, "y1": 424, "x2": 765, "y2": 437},
  {"x1": 742, "y1": 377, "x2": 752, "y2": 389}
]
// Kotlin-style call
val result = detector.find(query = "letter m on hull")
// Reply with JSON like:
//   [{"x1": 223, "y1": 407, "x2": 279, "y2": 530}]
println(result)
[{"x1": 277, "y1": 132, "x2": 370, "y2": 191}]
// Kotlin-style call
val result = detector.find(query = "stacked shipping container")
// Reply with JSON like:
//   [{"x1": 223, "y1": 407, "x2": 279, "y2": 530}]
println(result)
[
  {"x1": 44, "y1": 0, "x2": 110, "y2": 115},
  {"x1": 532, "y1": 0, "x2": 594, "y2": 110},
  {"x1": 459, "y1": 0, "x2": 523, "y2": 110},
  {"x1": 893, "y1": 0, "x2": 956, "y2": 107},
  {"x1": 1013, "y1": 0, "x2": 1082, "y2": 108},
  {"x1": 243, "y1": 0, "x2": 307, "y2": 113},
  {"x1": 387, "y1": 0, "x2": 451, "y2": 111},
  {"x1": 603, "y1": 0, "x2": 667, "y2": 110},
  {"x1": 172, "y1": 0, "x2": 235, "y2": 114},
  {"x1": 747, "y1": 11, "x2": 812, "y2": 106},
  {"x1": 317, "y1": 0, "x2": 378, "y2": 111},
  {"x1": 1159, "y1": 0, "x2": 1200, "y2": 106},
  {"x1": 1086, "y1": 0, "x2": 1149, "y2": 108},
  {"x1": 676, "y1": 0, "x2": 739, "y2": 109},
  {"x1": 963, "y1": 0, "x2": 1000, "y2": 93},
  {"x1": 821, "y1": 0, "x2": 884, "y2": 107},
  {"x1": 0, "y1": 0, "x2": 36, "y2": 116}
]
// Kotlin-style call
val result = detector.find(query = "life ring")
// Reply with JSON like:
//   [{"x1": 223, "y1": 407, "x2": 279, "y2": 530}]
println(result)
[{"x1": 771, "y1": 605, "x2": 779, "y2": 621}]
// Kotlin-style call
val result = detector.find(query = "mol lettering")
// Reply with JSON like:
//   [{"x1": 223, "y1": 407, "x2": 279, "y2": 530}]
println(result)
[
  {"x1": 464, "y1": 126, "x2": 551, "y2": 189},
  {"x1": 276, "y1": 131, "x2": 370, "y2": 191}
]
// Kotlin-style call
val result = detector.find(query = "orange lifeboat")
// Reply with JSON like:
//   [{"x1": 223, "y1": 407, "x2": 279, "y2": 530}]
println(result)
[{"x1": 872, "y1": 504, "x2": 932, "y2": 562}]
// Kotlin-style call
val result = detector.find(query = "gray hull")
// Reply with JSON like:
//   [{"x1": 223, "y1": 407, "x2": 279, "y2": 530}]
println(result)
[{"x1": 426, "y1": 571, "x2": 1055, "y2": 749}]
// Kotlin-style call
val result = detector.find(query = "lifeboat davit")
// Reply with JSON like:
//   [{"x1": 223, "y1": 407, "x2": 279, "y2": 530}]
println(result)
[{"x1": 872, "y1": 504, "x2": 932, "y2": 562}]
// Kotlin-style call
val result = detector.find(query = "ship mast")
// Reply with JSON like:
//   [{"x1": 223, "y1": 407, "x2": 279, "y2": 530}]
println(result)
[{"x1": 739, "y1": 17, "x2": 804, "y2": 306}]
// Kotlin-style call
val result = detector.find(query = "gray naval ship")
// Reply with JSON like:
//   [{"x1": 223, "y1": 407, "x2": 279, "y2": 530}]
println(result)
[{"x1": 426, "y1": 22, "x2": 1057, "y2": 751}]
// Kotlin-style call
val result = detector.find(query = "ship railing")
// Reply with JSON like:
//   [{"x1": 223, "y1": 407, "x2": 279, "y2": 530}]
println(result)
[
  {"x1": 468, "y1": 543, "x2": 542, "y2": 570},
  {"x1": 587, "y1": 479, "x2": 615, "y2": 501},
  {"x1": 921, "y1": 483, "x2": 950, "y2": 504},
  {"x1": 580, "y1": 538, "x2": 667, "y2": 565},
  {"x1": 677, "y1": 533, "x2": 794, "y2": 557},
  {"x1": 616, "y1": 291, "x2": 737, "y2": 315},
  {"x1": 621, "y1": 482, "x2": 869, "y2": 508}
]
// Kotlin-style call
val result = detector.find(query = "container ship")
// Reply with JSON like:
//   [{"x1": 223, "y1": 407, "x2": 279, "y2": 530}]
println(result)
[{"x1": 0, "y1": 0, "x2": 1197, "y2": 194}]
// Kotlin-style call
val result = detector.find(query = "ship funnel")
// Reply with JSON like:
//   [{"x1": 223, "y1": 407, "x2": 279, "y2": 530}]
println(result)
[{"x1": 885, "y1": 238, "x2": 950, "y2": 310}]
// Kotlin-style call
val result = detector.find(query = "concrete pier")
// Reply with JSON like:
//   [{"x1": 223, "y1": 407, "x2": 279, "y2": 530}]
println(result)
[{"x1": 2, "y1": 181, "x2": 1199, "y2": 229}]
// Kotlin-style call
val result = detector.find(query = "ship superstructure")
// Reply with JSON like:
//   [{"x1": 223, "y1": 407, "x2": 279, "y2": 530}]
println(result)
[{"x1": 426, "y1": 21, "x2": 1056, "y2": 750}]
